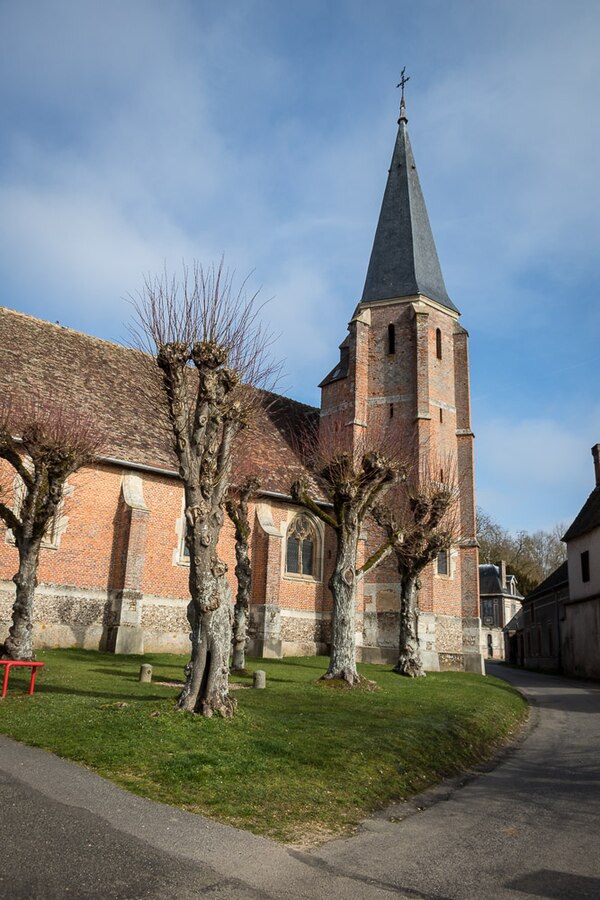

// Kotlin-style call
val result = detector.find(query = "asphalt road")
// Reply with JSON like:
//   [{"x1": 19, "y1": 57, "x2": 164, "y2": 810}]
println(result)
[{"x1": 1, "y1": 663, "x2": 599, "y2": 899}]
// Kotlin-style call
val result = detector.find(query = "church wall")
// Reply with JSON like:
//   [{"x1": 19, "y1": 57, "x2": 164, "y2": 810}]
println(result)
[
  {"x1": 0, "y1": 459, "x2": 338, "y2": 657},
  {"x1": 0, "y1": 462, "x2": 123, "y2": 592},
  {"x1": 246, "y1": 498, "x2": 335, "y2": 658}
]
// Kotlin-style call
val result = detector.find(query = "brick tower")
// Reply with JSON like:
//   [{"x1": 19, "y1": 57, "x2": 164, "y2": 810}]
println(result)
[{"x1": 319, "y1": 90, "x2": 483, "y2": 673}]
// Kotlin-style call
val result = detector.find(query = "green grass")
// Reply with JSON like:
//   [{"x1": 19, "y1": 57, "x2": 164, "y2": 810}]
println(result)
[{"x1": 0, "y1": 650, "x2": 527, "y2": 844}]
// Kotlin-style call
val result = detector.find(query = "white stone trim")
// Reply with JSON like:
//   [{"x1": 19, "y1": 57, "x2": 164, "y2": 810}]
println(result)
[
  {"x1": 256, "y1": 502, "x2": 284, "y2": 537},
  {"x1": 121, "y1": 472, "x2": 149, "y2": 511},
  {"x1": 281, "y1": 508, "x2": 325, "y2": 583}
]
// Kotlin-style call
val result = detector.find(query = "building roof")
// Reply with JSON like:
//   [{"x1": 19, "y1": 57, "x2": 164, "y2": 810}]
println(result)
[
  {"x1": 503, "y1": 607, "x2": 524, "y2": 633},
  {"x1": 524, "y1": 560, "x2": 569, "y2": 604},
  {"x1": 0, "y1": 306, "x2": 321, "y2": 498},
  {"x1": 479, "y1": 563, "x2": 524, "y2": 600},
  {"x1": 318, "y1": 337, "x2": 349, "y2": 388},
  {"x1": 562, "y1": 487, "x2": 600, "y2": 542},
  {"x1": 360, "y1": 103, "x2": 458, "y2": 313}
]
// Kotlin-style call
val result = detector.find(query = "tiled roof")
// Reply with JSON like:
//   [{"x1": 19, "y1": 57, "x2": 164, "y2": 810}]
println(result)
[
  {"x1": 562, "y1": 487, "x2": 600, "y2": 542},
  {"x1": 0, "y1": 306, "x2": 321, "y2": 498},
  {"x1": 524, "y1": 560, "x2": 569, "y2": 603}
]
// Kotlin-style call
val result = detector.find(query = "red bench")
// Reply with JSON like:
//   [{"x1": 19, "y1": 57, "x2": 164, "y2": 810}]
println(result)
[{"x1": 0, "y1": 660, "x2": 45, "y2": 699}]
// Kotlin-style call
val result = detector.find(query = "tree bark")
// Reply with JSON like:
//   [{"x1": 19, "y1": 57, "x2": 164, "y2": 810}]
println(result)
[
  {"x1": 231, "y1": 540, "x2": 250, "y2": 671},
  {"x1": 395, "y1": 575, "x2": 425, "y2": 677},
  {"x1": 2, "y1": 539, "x2": 42, "y2": 661},
  {"x1": 325, "y1": 529, "x2": 361, "y2": 684},
  {"x1": 176, "y1": 483, "x2": 236, "y2": 716},
  {"x1": 178, "y1": 569, "x2": 236, "y2": 716},
  {"x1": 226, "y1": 483, "x2": 256, "y2": 673}
]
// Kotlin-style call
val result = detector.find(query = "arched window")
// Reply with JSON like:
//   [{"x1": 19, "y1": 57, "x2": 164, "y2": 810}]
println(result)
[
  {"x1": 286, "y1": 514, "x2": 318, "y2": 577},
  {"x1": 388, "y1": 323, "x2": 395, "y2": 355},
  {"x1": 435, "y1": 328, "x2": 442, "y2": 360},
  {"x1": 436, "y1": 549, "x2": 449, "y2": 576}
]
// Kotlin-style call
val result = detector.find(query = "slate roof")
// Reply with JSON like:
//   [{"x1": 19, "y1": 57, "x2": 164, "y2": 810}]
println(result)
[
  {"x1": 0, "y1": 306, "x2": 321, "y2": 499},
  {"x1": 361, "y1": 108, "x2": 458, "y2": 313},
  {"x1": 524, "y1": 561, "x2": 569, "y2": 604},
  {"x1": 479, "y1": 563, "x2": 524, "y2": 600},
  {"x1": 562, "y1": 487, "x2": 600, "y2": 542}
]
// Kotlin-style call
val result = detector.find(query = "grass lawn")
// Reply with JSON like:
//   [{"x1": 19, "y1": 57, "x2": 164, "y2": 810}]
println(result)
[{"x1": 0, "y1": 650, "x2": 527, "y2": 844}]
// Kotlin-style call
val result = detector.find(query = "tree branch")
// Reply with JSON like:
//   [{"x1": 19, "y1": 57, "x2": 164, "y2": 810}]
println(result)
[
  {"x1": 291, "y1": 480, "x2": 339, "y2": 531},
  {"x1": 0, "y1": 500, "x2": 21, "y2": 536},
  {"x1": 357, "y1": 528, "x2": 402, "y2": 578},
  {"x1": 0, "y1": 439, "x2": 34, "y2": 490}
]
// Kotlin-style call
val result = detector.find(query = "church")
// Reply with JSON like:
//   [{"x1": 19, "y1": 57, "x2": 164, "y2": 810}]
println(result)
[{"x1": 0, "y1": 95, "x2": 483, "y2": 674}]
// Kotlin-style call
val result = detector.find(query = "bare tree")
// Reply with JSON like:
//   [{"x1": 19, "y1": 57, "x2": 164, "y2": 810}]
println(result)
[
  {"x1": 291, "y1": 425, "x2": 405, "y2": 685},
  {"x1": 225, "y1": 475, "x2": 260, "y2": 672},
  {"x1": 0, "y1": 401, "x2": 104, "y2": 660},
  {"x1": 374, "y1": 460, "x2": 459, "y2": 678},
  {"x1": 130, "y1": 261, "x2": 277, "y2": 717}
]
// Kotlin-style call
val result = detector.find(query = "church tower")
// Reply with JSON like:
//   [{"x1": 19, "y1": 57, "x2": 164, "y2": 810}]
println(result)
[{"x1": 319, "y1": 87, "x2": 483, "y2": 673}]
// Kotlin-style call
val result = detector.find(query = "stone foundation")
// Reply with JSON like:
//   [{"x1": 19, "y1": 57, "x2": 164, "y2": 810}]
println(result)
[
  {"x1": 361, "y1": 608, "x2": 483, "y2": 673},
  {"x1": 247, "y1": 605, "x2": 331, "y2": 658},
  {"x1": 0, "y1": 580, "x2": 191, "y2": 655},
  {"x1": 0, "y1": 579, "x2": 484, "y2": 672}
]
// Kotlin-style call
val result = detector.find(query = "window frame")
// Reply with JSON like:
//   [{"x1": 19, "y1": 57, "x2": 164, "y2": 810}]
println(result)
[
  {"x1": 4, "y1": 472, "x2": 71, "y2": 551},
  {"x1": 387, "y1": 323, "x2": 396, "y2": 355},
  {"x1": 581, "y1": 549, "x2": 590, "y2": 583},
  {"x1": 284, "y1": 512, "x2": 322, "y2": 582},
  {"x1": 436, "y1": 548, "x2": 450, "y2": 577}
]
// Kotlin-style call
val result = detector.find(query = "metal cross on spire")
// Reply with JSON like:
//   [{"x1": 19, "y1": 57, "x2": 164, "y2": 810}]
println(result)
[
  {"x1": 396, "y1": 67, "x2": 410, "y2": 121},
  {"x1": 396, "y1": 67, "x2": 410, "y2": 100}
]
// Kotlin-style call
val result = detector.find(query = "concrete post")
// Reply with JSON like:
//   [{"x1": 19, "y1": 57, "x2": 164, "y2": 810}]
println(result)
[
  {"x1": 139, "y1": 664, "x2": 152, "y2": 683},
  {"x1": 253, "y1": 670, "x2": 266, "y2": 689}
]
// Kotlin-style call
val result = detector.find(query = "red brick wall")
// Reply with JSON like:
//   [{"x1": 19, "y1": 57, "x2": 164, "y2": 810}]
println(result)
[
  {"x1": 319, "y1": 297, "x2": 479, "y2": 628},
  {"x1": 0, "y1": 461, "x2": 336, "y2": 620}
]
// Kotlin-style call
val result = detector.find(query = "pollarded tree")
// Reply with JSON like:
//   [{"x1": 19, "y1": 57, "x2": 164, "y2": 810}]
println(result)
[
  {"x1": 131, "y1": 262, "x2": 277, "y2": 717},
  {"x1": 291, "y1": 427, "x2": 405, "y2": 685},
  {"x1": 225, "y1": 475, "x2": 260, "y2": 672},
  {"x1": 374, "y1": 460, "x2": 459, "y2": 678},
  {"x1": 0, "y1": 401, "x2": 104, "y2": 661}
]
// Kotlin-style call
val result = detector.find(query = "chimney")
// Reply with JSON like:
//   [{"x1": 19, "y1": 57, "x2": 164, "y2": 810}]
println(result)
[
  {"x1": 592, "y1": 445, "x2": 600, "y2": 488},
  {"x1": 496, "y1": 560, "x2": 507, "y2": 590}
]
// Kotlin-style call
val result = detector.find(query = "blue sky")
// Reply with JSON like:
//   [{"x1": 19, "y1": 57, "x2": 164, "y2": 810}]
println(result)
[{"x1": 1, "y1": 0, "x2": 599, "y2": 534}]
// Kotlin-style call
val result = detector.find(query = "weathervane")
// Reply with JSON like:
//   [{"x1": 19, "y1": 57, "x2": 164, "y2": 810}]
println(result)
[{"x1": 396, "y1": 67, "x2": 410, "y2": 121}]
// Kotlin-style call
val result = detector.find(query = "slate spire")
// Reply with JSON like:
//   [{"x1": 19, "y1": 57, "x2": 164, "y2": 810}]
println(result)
[{"x1": 361, "y1": 91, "x2": 458, "y2": 312}]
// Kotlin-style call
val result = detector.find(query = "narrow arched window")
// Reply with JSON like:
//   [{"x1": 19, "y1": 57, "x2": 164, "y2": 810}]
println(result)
[
  {"x1": 436, "y1": 550, "x2": 449, "y2": 576},
  {"x1": 435, "y1": 328, "x2": 442, "y2": 360},
  {"x1": 286, "y1": 514, "x2": 317, "y2": 577},
  {"x1": 388, "y1": 323, "x2": 395, "y2": 355}
]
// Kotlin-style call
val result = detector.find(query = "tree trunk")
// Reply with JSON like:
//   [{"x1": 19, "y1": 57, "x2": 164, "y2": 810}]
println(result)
[
  {"x1": 395, "y1": 575, "x2": 425, "y2": 677},
  {"x1": 325, "y1": 529, "x2": 361, "y2": 684},
  {"x1": 178, "y1": 570, "x2": 236, "y2": 716},
  {"x1": 226, "y1": 484, "x2": 256, "y2": 674},
  {"x1": 2, "y1": 541, "x2": 42, "y2": 661},
  {"x1": 231, "y1": 534, "x2": 251, "y2": 671}
]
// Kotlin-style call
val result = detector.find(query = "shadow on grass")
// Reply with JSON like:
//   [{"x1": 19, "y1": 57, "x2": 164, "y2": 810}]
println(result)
[
  {"x1": 34, "y1": 684, "x2": 171, "y2": 701},
  {"x1": 91, "y1": 667, "x2": 166, "y2": 680}
]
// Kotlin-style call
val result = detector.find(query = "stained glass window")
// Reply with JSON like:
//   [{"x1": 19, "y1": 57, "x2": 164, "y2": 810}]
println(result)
[{"x1": 286, "y1": 514, "x2": 316, "y2": 577}]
